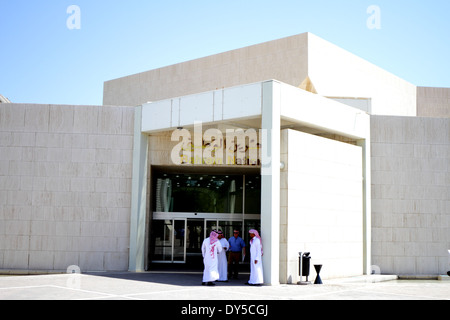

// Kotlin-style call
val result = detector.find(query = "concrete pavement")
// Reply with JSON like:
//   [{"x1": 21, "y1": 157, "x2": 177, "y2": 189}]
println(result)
[{"x1": 0, "y1": 271, "x2": 449, "y2": 301}]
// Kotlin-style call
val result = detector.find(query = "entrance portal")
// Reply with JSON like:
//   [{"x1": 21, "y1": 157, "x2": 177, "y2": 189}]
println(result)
[
  {"x1": 148, "y1": 170, "x2": 261, "y2": 270},
  {"x1": 149, "y1": 217, "x2": 260, "y2": 268}
]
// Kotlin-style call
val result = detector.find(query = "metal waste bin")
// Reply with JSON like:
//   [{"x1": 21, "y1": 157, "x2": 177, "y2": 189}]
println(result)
[
  {"x1": 298, "y1": 252, "x2": 312, "y2": 285},
  {"x1": 301, "y1": 252, "x2": 311, "y2": 280}
]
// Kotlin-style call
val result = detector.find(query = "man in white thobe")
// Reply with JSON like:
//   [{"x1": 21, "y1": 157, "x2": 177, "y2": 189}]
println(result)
[
  {"x1": 217, "y1": 231, "x2": 229, "y2": 282},
  {"x1": 247, "y1": 229, "x2": 264, "y2": 286},
  {"x1": 201, "y1": 231, "x2": 223, "y2": 286}
]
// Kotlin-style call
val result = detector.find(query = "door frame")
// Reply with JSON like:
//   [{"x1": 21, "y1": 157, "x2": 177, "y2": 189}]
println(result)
[
  {"x1": 150, "y1": 218, "x2": 187, "y2": 264},
  {"x1": 150, "y1": 214, "x2": 260, "y2": 265}
]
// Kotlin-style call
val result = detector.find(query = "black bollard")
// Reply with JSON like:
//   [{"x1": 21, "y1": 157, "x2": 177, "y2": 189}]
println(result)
[{"x1": 314, "y1": 265, "x2": 323, "y2": 284}]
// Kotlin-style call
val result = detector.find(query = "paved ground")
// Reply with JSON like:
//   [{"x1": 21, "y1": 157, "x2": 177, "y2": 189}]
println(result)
[{"x1": 0, "y1": 271, "x2": 449, "y2": 301}]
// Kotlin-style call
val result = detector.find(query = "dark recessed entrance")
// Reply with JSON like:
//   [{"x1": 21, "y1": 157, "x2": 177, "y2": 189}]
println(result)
[{"x1": 148, "y1": 167, "x2": 261, "y2": 271}]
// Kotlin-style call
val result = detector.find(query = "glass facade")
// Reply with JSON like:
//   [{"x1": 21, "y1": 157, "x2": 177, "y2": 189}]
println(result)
[
  {"x1": 154, "y1": 173, "x2": 260, "y2": 214},
  {"x1": 150, "y1": 172, "x2": 261, "y2": 266}
]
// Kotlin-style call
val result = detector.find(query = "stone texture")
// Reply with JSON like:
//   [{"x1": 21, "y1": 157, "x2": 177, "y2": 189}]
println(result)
[
  {"x1": 371, "y1": 115, "x2": 450, "y2": 275},
  {"x1": 0, "y1": 103, "x2": 135, "y2": 272}
]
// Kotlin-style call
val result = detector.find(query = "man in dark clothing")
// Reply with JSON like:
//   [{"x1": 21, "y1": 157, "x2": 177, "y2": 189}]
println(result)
[{"x1": 227, "y1": 230, "x2": 246, "y2": 279}]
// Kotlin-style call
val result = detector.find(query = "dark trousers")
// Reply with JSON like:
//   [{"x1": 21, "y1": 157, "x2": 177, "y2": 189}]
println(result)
[{"x1": 228, "y1": 252, "x2": 241, "y2": 278}]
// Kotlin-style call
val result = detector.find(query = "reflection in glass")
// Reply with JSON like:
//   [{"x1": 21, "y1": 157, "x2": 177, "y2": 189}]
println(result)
[
  {"x1": 186, "y1": 219, "x2": 204, "y2": 266},
  {"x1": 151, "y1": 220, "x2": 173, "y2": 261},
  {"x1": 173, "y1": 220, "x2": 185, "y2": 262},
  {"x1": 205, "y1": 220, "x2": 244, "y2": 246},
  {"x1": 245, "y1": 175, "x2": 261, "y2": 215},
  {"x1": 220, "y1": 220, "x2": 243, "y2": 241},
  {"x1": 154, "y1": 173, "x2": 251, "y2": 214},
  {"x1": 205, "y1": 220, "x2": 219, "y2": 239}
]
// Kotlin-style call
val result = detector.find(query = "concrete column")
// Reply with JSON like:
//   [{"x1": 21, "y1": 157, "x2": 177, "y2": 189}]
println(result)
[
  {"x1": 129, "y1": 106, "x2": 149, "y2": 272},
  {"x1": 357, "y1": 137, "x2": 372, "y2": 275},
  {"x1": 260, "y1": 81, "x2": 281, "y2": 285}
]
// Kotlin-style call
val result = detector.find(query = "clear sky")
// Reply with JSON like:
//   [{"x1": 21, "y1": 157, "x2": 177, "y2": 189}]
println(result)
[{"x1": 1, "y1": 0, "x2": 449, "y2": 106}]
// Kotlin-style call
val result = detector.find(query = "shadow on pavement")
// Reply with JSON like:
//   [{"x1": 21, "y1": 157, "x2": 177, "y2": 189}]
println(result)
[{"x1": 88, "y1": 264, "x2": 251, "y2": 287}]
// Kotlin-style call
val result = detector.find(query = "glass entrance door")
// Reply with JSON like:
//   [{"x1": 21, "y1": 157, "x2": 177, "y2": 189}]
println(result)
[
  {"x1": 151, "y1": 220, "x2": 173, "y2": 262},
  {"x1": 150, "y1": 218, "x2": 249, "y2": 265},
  {"x1": 173, "y1": 220, "x2": 186, "y2": 262},
  {"x1": 205, "y1": 219, "x2": 244, "y2": 242},
  {"x1": 186, "y1": 219, "x2": 204, "y2": 266},
  {"x1": 151, "y1": 219, "x2": 187, "y2": 263}
]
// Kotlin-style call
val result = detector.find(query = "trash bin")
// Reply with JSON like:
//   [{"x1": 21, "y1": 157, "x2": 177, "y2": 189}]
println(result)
[
  {"x1": 298, "y1": 252, "x2": 312, "y2": 285},
  {"x1": 301, "y1": 252, "x2": 311, "y2": 281}
]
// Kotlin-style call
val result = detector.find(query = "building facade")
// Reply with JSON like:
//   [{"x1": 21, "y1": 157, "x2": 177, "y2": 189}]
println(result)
[{"x1": 1, "y1": 33, "x2": 449, "y2": 283}]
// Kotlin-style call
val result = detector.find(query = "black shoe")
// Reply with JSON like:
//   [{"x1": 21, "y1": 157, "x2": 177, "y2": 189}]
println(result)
[
  {"x1": 202, "y1": 282, "x2": 205, "y2": 285},
  {"x1": 447, "y1": 271, "x2": 450, "y2": 277},
  {"x1": 207, "y1": 282, "x2": 215, "y2": 286},
  {"x1": 245, "y1": 282, "x2": 261, "y2": 286}
]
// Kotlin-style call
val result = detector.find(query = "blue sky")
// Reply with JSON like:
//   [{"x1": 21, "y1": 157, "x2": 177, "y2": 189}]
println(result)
[{"x1": 1, "y1": 0, "x2": 449, "y2": 106}]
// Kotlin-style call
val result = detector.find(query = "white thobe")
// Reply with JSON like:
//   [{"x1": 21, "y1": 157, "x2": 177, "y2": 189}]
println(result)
[
  {"x1": 201, "y1": 238, "x2": 223, "y2": 282},
  {"x1": 218, "y1": 238, "x2": 229, "y2": 281},
  {"x1": 249, "y1": 237, "x2": 264, "y2": 285}
]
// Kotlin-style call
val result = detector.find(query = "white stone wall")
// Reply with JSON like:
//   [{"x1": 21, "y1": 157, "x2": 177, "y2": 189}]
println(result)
[
  {"x1": 0, "y1": 103, "x2": 135, "y2": 272},
  {"x1": 105, "y1": 33, "x2": 418, "y2": 118},
  {"x1": 280, "y1": 130, "x2": 364, "y2": 283},
  {"x1": 104, "y1": 34, "x2": 308, "y2": 106},
  {"x1": 371, "y1": 116, "x2": 450, "y2": 275},
  {"x1": 308, "y1": 34, "x2": 417, "y2": 116},
  {"x1": 417, "y1": 87, "x2": 450, "y2": 118}
]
